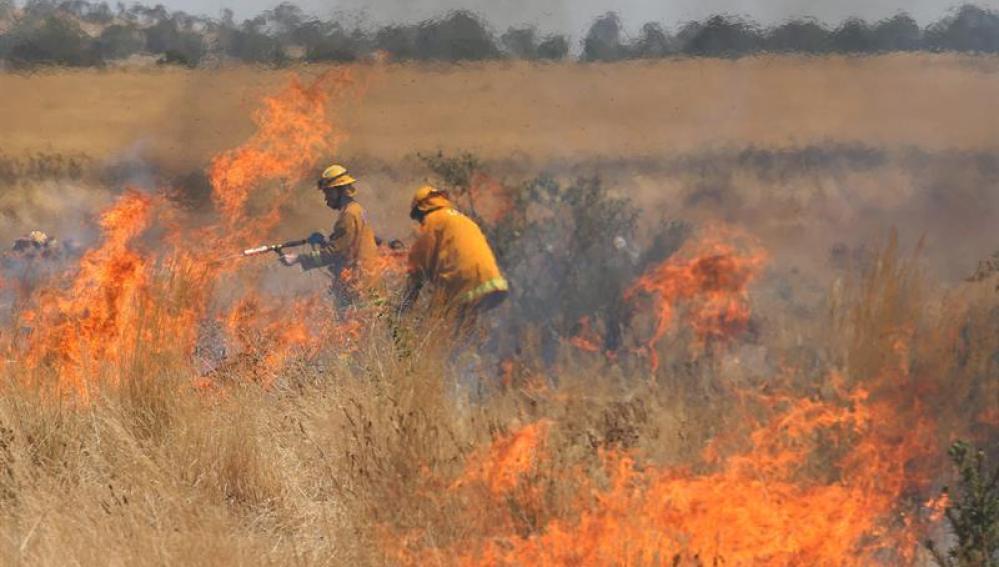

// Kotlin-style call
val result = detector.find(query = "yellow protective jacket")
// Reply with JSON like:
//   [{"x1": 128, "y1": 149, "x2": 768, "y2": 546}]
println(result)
[
  {"x1": 300, "y1": 201, "x2": 379, "y2": 286},
  {"x1": 407, "y1": 206, "x2": 508, "y2": 309}
]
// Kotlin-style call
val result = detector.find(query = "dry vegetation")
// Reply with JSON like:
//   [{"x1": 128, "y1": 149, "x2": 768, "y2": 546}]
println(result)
[
  {"x1": 2, "y1": 55, "x2": 999, "y2": 164},
  {"x1": 0, "y1": 57, "x2": 997, "y2": 565},
  {"x1": 0, "y1": 238, "x2": 995, "y2": 565}
]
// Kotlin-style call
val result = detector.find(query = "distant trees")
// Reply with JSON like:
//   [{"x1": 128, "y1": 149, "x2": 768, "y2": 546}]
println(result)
[
  {"x1": 925, "y1": 4, "x2": 999, "y2": 52},
  {"x1": 872, "y1": 14, "x2": 922, "y2": 51},
  {"x1": 766, "y1": 19, "x2": 829, "y2": 53},
  {"x1": 2, "y1": 1, "x2": 999, "y2": 69},
  {"x1": 535, "y1": 34, "x2": 569, "y2": 60},
  {"x1": 582, "y1": 13, "x2": 626, "y2": 61},
  {"x1": 3, "y1": 13, "x2": 102, "y2": 68},
  {"x1": 630, "y1": 23, "x2": 671, "y2": 58},
  {"x1": 682, "y1": 16, "x2": 762, "y2": 56}
]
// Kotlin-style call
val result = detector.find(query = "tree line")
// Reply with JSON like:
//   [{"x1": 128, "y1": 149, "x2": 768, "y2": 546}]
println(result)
[{"x1": 1, "y1": 1, "x2": 999, "y2": 68}]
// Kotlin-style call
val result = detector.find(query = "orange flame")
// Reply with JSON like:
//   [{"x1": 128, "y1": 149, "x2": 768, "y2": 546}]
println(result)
[
  {"x1": 568, "y1": 316, "x2": 602, "y2": 354},
  {"x1": 13, "y1": 69, "x2": 375, "y2": 395},
  {"x1": 454, "y1": 420, "x2": 551, "y2": 497},
  {"x1": 21, "y1": 190, "x2": 155, "y2": 397},
  {"x1": 393, "y1": 330, "x2": 938, "y2": 566},
  {"x1": 399, "y1": 389, "x2": 935, "y2": 565},
  {"x1": 626, "y1": 228, "x2": 767, "y2": 369},
  {"x1": 209, "y1": 71, "x2": 355, "y2": 239}
]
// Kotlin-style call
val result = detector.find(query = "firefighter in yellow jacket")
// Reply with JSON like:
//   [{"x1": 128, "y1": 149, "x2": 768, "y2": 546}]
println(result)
[
  {"x1": 403, "y1": 185, "x2": 509, "y2": 325},
  {"x1": 279, "y1": 165, "x2": 379, "y2": 304}
]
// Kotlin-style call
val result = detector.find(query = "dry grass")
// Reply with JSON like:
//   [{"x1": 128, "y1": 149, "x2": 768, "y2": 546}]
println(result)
[
  {"x1": 0, "y1": 55, "x2": 996, "y2": 565},
  {"x1": 2, "y1": 55, "x2": 999, "y2": 168},
  {"x1": 0, "y1": 239, "x2": 995, "y2": 566}
]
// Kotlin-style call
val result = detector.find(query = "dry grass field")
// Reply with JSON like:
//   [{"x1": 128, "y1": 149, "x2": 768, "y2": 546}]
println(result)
[
  {"x1": 3, "y1": 55, "x2": 999, "y2": 163},
  {"x1": 0, "y1": 56, "x2": 997, "y2": 565}
]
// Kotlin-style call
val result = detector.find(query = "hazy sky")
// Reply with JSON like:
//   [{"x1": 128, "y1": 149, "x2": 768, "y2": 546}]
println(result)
[{"x1": 151, "y1": 0, "x2": 999, "y2": 34}]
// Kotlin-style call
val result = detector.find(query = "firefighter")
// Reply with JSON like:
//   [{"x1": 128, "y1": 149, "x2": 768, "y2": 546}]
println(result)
[
  {"x1": 402, "y1": 185, "x2": 509, "y2": 329},
  {"x1": 3, "y1": 231, "x2": 64, "y2": 269},
  {"x1": 279, "y1": 165, "x2": 379, "y2": 304},
  {"x1": 10, "y1": 231, "x2": 58, "y2": 259}
]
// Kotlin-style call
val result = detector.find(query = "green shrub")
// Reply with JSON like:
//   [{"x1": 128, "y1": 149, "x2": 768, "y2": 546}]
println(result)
[
  {"x1": 420, "y1": 152, "x2": 688, "y2": 359},
  {"x1": 927, "y1": 441, "x2": 999, "y2": 566}
]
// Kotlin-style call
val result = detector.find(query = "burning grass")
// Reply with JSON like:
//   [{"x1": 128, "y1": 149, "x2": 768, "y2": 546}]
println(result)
[
  {"x1": 0, "y1": 68, "x2": 996, "y2": 565},
  {"x1": 1, "y1": 243, "x2": 993, "y2": 565}
]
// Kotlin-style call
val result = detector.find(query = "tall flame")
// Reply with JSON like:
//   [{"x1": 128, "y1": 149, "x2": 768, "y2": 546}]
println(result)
[
  {"x1": 209, "y1": 71, "x2": 355, "y2": 239},
  {"x1": 12, "y1": 69, "x2": 372, "y2": 395},
  {"x1": 20, "y1": 190, "x2": 155, "y2": 397}
]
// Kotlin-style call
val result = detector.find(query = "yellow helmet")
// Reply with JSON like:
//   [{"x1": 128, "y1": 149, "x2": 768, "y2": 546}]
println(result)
[
  {"x1": 410, "y1": 184, "x2": 436, "y2": 208},
  {"x1": 410, "y1": 184, "x2": 452, "y2": 218},
  {"x1": 319, "y1": 164, "x2": 357, "y2": 189},
  {"x1": 27, "y1": 231, "x2": 50, "y2": 245}
]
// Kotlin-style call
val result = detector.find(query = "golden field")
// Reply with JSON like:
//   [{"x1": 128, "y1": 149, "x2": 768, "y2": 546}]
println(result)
[
  {"x1": 0, "y1": 55, "x2": 997, "y2": 566},
  {"x1": 2, "y1": 55, "x2": 999, "y2": 165}
]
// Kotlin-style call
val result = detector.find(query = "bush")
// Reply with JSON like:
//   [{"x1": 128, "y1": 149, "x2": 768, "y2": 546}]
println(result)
[
  {"x1": 683, "y1": 15, "x2": 763, "y2": 57},
  {"x1": 926, "y1": 4, "x2": 999, "y2": 53},
  {"x1": 222, "y1": 26, "x2": 284, "y2": 64},
  {"x1": 765, "y1": 19, "x2": 830, "y2": 53},
  {"x1": 926, "y1": 441, "x2": 999, "y2": 566},
  {"x1": 830, "y1": 18, "x2": 876, "y2": 53},
  {"x1": 630, "y1": 22, "x2": 672, "y2": 58},
  {"x1": 145, "y1": 17, "x2": 205, "y2": 66},
  {"x1": 413, "y1": 11, "x2": 499, "y2": 61},
  {"x1": 872, "y1": 13, "x2": 922, "y2": 51},
  {"x1": 96, "y1": 23, "x2": 144, "y2": 60},
  {"x1": 501, "y1": 27, "x2": 536, "y2": 59},
  {"x1": 4, "y1": 14, "x2": 102, "y2": 68},
  {"x1": 305, "y1": 25, "x2": 367, "y2": 62},
  {"x1": 419, "y1": 152, "x2": 691, "y2": 357},
  {"x1": 535, "y1": 35, "x2": 569, "y2": 60},
  {"x1": 375, "y1": 25, "x2": 417, "y2": 59},
  {"x1": 582, "y1": 12, "x2": 626, "y2": 61}
]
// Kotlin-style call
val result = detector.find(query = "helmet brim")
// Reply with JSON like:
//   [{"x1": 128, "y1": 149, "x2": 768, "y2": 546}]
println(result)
[{"x1": 320, "y1": 174, "x2": 357, "y2": 189}]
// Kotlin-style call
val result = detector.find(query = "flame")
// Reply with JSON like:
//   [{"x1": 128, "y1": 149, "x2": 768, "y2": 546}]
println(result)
[
  {"x1": 209, "y1": 71, "x2": 355, "y2": 241},
  {"x1": 392, "y1": 316, "x2": 938, "y2": 566},
  {"x1": 626, "y1": 228, "x2": 767, "y2": 370},
  {"x1": 11, "y1": 69, "x2": 374, "y2": 395},
  {"x1": 20, "y1": 190, "x2": 155, "y2": 397},
  {"x1": 568, "y1": 316, "x2": 602, "y2": 354},
  {"x1": 212, "y1": 290, "x2": 366, "y2": 387},
  {"x1": 396, "y1": 382, "x2": 935, "y2": 566},
  {"x1": 454, "y1": 420, "x2": 551, "y2": 497}
]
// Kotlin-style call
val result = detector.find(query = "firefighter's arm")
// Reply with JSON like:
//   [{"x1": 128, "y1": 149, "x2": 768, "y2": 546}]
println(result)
[
  {"x1": 400, "y1": 230, "x2": 433, "y2": 310},
  {"x1": 299, "y1": 211, "x2": 358, "y2": 271}
]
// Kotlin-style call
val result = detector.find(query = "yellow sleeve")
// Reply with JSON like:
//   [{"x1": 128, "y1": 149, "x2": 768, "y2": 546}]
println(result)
[
  {"x1": 300, "y1": 208, "x2": 361, "y2": 271},
  {"x1": 403, "y1": 225, "x2": 437, "y2": 304},
  {"x1": 407, "y1": 225, "x2": 437, "y2": 280}
]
